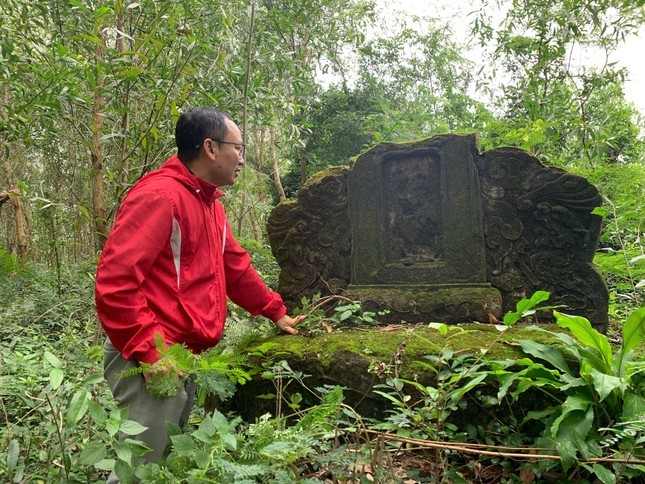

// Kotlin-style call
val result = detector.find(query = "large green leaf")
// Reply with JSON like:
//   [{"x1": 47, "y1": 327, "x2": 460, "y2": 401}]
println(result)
[
  {"x1": 620, "y1": 307, "x2": 645, "y2": 359},
  {"x1": 66, "y1": 390, "x2": 91, "y2": 426},
  {"x1": 616, "y1": 307, "x2": 645, "y2": 375},
  {"x1": 573, "y1": 346, "x2": 613, "y2": 376},
  {"x1": 589, "y1": 368, "x2": 625, "y2": 401},
  {"x1": 7, "y1": 439, "x2": 19, "y2": 472},
  {"x1": 44, "y1": 351, "x2": 62, "y2": 368},
  {"x1": 496, "y1": 371, "x2": 522, "y2": 400},
  {"x1": 503, "y1": 291, "x2": 551, "y2": 325},
  {"x1": 522, "y1": 406, "x2": 559, "y2": 425},
  {"x1": 372, "y1": 390, "x2": 406, "y2": 407},
  {"x1": 87, "y1": 400, "x2": 108, "y2": 426},
  {"x1": 114, "y1": 459, "x2": 134, "y2": 482},
  {"x1": 93, "y1": 458, "x2": 115, "y2": 471},
  {"x1": 78, "y1": 442, "x2": 107, "y2": 466},
  {"x1": 118, "y1": 419, "x2": 148, "y2": 436},
  {"x1": 221, "y1": 433, "x2": 238, "y2": 451},
  {"x1": 551, "y1": 393, "x2": 593, "y2": 437},
  {"x1": 193, "y1": 415, "x2": 218, "y2": 443},
  {"x1": 588, "y1": 463, "x2": 616, "y2": 484},
  {"x1": 552, "y1": 405, "x2": 595, "y2": 470},
  {"x1": 448, "y1": 373, "x2": 488, "y2": 403},
  {"x1": 518, "y1": 339, "x2": 571, "y2": 373},
  {"x1": 113, "y1": 441, "x2": 132, "y2": 463},
  {"x1": 49, "y1": 368, "x2": 64, "y2": 390},
  {"x1": 554, "y1": 311, "x2": 613, "y2": 366},
  {"x1": 194, "y1": 449, "x2": 211, "y2": 470},
  {"x1": 512, "y1": 376, "x2": 563, "y2": 400},
  {"x1": 170, "y1": 434, "x2": 195, "y2": 456},
  {"x1": 622, "y1": 391, "x2": 645, "y2": 420}
]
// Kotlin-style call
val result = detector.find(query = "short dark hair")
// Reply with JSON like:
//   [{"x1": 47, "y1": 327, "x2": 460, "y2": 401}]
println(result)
[{"x1": 175, "y1": 107, "x2": 233, "y2": 163}]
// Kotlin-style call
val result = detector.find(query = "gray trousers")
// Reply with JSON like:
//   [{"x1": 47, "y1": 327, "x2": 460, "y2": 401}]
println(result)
[{"x1": 103, "y1": 339, "x2": 195, "y2": 482}]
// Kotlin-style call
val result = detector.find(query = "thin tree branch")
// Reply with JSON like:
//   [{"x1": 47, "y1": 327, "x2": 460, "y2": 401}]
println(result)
[{"x1": 363, "y1": 430, "x2": 645, "y2": 465}]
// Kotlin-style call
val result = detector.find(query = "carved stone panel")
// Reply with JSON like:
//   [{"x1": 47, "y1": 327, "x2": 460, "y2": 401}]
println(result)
[
  {"x1": 346, "y1": 134, "x2": 502, "y2": 322},
  {"x1": 267, "y1": 167, "x2": 351, "y2": 306},
  {"x1": 476, "y1": 147, "x2": 608, "y2": 329},
  {"x1": 349, "y1": 134, "x2": 489, "y2": 285}
]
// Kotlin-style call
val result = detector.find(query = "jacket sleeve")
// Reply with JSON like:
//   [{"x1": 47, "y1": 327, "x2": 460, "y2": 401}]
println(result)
[
  {"x1": 95, "y1": 189, "x2": 174, "y2": 363},
  {"x1": 221, "y1": 218, "x2": 287, "y2": 322}
]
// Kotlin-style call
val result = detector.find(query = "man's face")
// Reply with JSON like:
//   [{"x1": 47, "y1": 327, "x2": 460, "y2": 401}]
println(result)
[{"x1": 208, "y1": 119, "x2": 245, "y2": 186}]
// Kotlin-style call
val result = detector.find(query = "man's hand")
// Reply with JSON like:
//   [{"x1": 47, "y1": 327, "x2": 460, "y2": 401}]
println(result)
[
  {"x1": 274, "y1": 314, "x2": 304, "y2": 335},
  {"x1": 142, "y1": 359, "x2": 184, "y2": 398},
  {"x1": 142, "y1": 359, "x2": 184, "y2": 384}
]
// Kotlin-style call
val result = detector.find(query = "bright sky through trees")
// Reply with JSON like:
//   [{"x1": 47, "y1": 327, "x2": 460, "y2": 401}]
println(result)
[{"x1": 379, "y1": 0, "x2": 645, "y2": 114}]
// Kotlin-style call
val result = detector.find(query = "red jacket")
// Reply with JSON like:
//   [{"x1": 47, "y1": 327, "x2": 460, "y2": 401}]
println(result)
[{"x1": 95, "y1": 156, "x2": 286, "y2": 363}]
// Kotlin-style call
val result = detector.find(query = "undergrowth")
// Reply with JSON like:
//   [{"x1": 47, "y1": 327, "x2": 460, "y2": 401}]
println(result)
[{"x1": 1, "y1": 261, "x2": 643, "y2": 483}]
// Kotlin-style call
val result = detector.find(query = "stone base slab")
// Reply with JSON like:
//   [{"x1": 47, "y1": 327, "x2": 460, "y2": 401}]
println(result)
[{"x1": 346, "y1": 284, "x2": 503, "y2": 323}]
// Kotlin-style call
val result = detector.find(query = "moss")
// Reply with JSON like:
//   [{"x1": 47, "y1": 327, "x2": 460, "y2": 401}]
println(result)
[
  {"x1": 274, "y1": 198, "x2": 298, "y2": 208},
  {"x1": 254, "y1": 323, "x2": 545, "y2": 355},
  {"x1": 231, "y1": 322, "x2": 635, "y2": 420},
  {"x1": 350, "y1": 286, "x2": 503, "y2": 323},
  {"x1": 302, "y1": 165, "x2": 349, "y2": 186},
  {"x1": 244, "y1": 323, "x2": 566, "y2": 385}
]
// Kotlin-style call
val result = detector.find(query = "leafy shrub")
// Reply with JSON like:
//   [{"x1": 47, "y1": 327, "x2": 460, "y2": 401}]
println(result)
[
  {"x1": 0, "y1": 261, "x2": 97, "y2": 342},
  {"x1": 505, "y1": 308, "x2": 645, "y2": 479}
]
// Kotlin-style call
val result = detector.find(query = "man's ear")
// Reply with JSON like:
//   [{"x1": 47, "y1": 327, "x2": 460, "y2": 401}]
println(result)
[{"x1": 207, "y1": 139, "x2": 219, "y2": 160}]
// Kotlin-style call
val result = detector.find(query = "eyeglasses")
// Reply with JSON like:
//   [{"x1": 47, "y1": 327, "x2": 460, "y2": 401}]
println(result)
[{"x1": 195, "y1": 138, "x2": 245, "y2": 158}]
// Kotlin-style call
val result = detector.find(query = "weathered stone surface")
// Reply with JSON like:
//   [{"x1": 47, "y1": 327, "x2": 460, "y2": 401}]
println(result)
[
  {"x1": 350, "y1": 135, "x2": 488, "y2": 285},
  {"x1": 477, "y1": 148, "x2": 608, "y2": 330},
  {"x1": 356, "y1": 286, "x2": 504, "y2": 324},
  {"x1": 346, "y1": 134, "x2": 502, "y2": 323},
  {"x1": 267, "y1": 134, "x2": 608, "y2": 329},
  {"x1": 267, "y1": 167, "x2": 351, "y2": 306},
  {"x1": 225, "y1": 325, "x2": 566, "y2": 421}
]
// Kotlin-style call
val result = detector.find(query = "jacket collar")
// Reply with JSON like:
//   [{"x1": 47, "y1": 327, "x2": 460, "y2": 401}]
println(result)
[{"x1": 163, "y1": 155, "x2": 225, "y2": 202}]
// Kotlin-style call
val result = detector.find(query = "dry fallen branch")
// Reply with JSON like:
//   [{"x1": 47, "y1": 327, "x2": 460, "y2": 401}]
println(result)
[
  {"x1": 307, "y1": 294, "x2": 356, "y2": 315},
  {"x1": 364, "y1": 430, "x2": 645, "y2": 465}
]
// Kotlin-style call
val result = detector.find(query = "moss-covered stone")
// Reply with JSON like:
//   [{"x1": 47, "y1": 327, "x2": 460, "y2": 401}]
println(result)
[
  {"x1": 348, "y1": 285, "x2": 503, "y2": 323},
  {"x1": 225, "y1": 324, "x2": 571, "y2": 420}
]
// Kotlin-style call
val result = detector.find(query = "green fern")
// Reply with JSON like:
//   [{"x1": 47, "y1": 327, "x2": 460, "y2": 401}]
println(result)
[
  {"x1": 196, "y1": 372, "x2": 237, "y2": 402},
  {"x1": 212, "y1": 459, "x2": 270, "y2": 480},
  {"x1": 121, "y1": 333, "x2": 251, "y2": 399}
]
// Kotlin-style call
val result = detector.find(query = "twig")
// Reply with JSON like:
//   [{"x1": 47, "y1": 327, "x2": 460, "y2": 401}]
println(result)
[
  {"x1": 0, "y1": 397, "x2": 10, "y2": 439},
  {"x1": 307, "y1": 295, "x2": 356, "y2": 315},
  {"x1": 364, "y1": 430, "x2": 645, "y2": 465},
  {"x1": 44, "y1": 393, "x2": 70, "y2": 484}
]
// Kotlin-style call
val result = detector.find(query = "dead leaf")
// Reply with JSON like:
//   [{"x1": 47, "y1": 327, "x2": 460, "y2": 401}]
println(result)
[
  {"x1": 488, "y1": 312, "x2": 501, "y2": 324},
  {"x1": 520, "y1": 467, "x2": 535, "y2": 483},
  {"x1": 503, "y1": 341, "x2": 521, "y2": 346}
]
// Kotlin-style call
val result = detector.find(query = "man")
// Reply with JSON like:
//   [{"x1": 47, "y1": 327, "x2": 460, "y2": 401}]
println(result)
[{"x1": 95, "y1": 107, "x2": 301, "y2": 473}]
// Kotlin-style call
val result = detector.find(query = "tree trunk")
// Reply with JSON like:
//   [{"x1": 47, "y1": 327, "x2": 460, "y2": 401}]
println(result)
[
  {"x1": 116, "y1": 11, "x2": 132, "y2": 197},
  {"x1": 299, "y1": 149, "x2": 307, "y2": 186},
  {"x1": 270, "y1": 127, "x2": 287, "y2": 201},
  {"x1": 91, "y1": 28, "x2": 109, "y2": 251},
  {"x1": 236, "y1": 0, "x2": 257, "y2": 238},
  {"x1": 255, "y1": 126, "x2": 266, "y2": 202},
  {"x1": 1, "y1": 84, "x2": 28, "y2": 258}
]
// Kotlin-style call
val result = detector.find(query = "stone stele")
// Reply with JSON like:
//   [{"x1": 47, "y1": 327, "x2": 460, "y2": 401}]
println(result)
[{"x1": 267, "y1": 134, "x2": 608, "y2": 330}]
